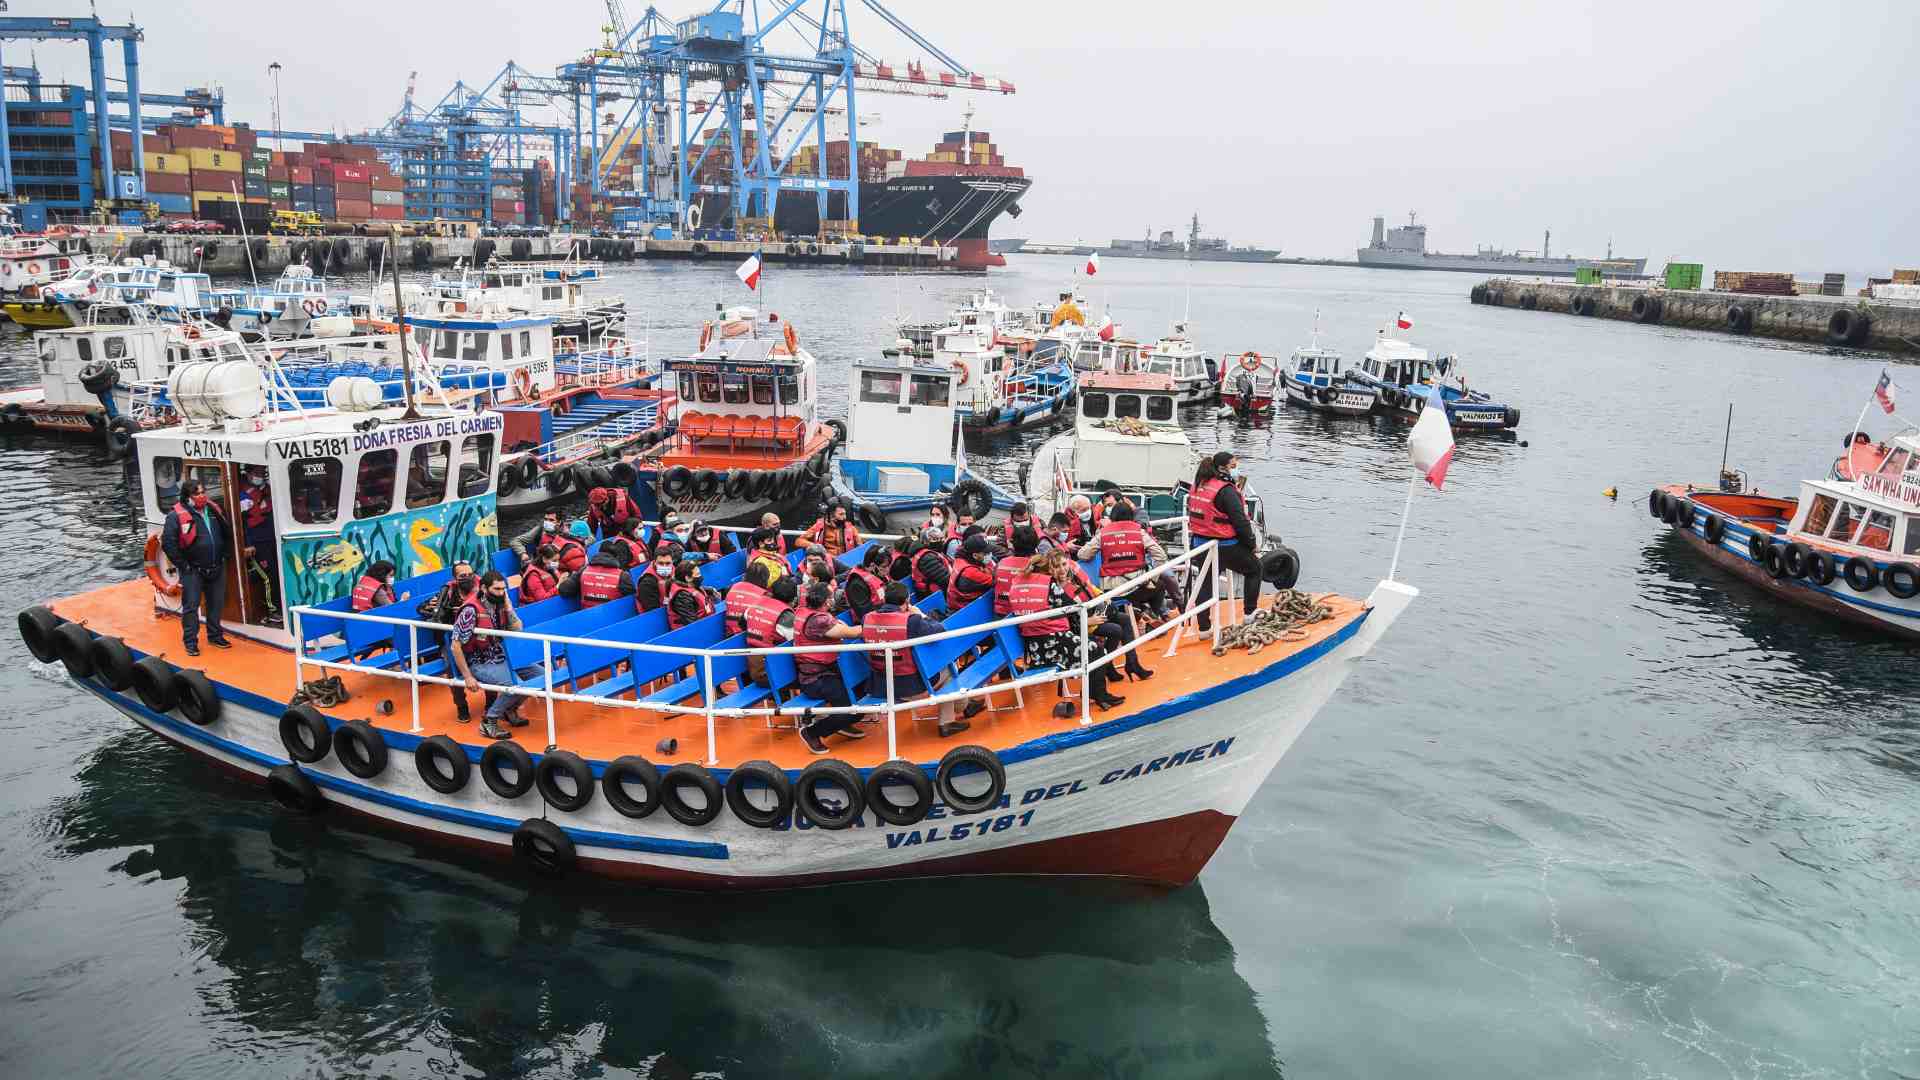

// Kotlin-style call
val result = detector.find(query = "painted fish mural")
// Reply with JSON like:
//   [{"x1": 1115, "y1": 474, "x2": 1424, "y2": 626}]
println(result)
[{"x1": 281, "y1": 495, "x2": 499, "y2": 610}]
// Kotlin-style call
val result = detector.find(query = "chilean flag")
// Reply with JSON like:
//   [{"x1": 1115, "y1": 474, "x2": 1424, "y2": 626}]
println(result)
[
  {"x1": 1875, "y1": 368, "x2": 1897, "y2": 414},
  {"x1": 1396, "y1": 311, "x2": 1414, "y2": 331},
  {"x1": 1407, "y1": 391, "x2": 1455, "y2": 490},
  {"x1": 1085, "y1": 252, "x2": 1100, "y2": 276},
  {"x1": 1096, "y1": 313, "x2": 1115, "y2": 341},
  {"x1": 735, "y1": 251, "x2": 762, "y2": 291}
]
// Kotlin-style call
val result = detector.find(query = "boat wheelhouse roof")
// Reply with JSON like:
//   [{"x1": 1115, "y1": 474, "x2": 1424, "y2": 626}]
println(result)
[
  {"x1": 1083, "y1": 371, "x2": 1176, "y2": 392},
  {"x1": 407, "y1": 312, "x2": 553, "y2": 332},
  {"x1": 675, "y1": 334, "x2": 810, "y2": 368},
  {"x1": 853, "y1": 354, "x2": 959, "y2": 378}
]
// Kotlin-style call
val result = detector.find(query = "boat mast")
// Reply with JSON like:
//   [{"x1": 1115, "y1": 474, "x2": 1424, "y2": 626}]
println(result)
[{"x1": 388, "y1": 226, "x2": 422, "y2": 421}]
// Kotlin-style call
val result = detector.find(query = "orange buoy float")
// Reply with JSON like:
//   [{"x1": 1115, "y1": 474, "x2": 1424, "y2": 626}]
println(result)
[
  {"x1": 144, "y1": 534, "x2": 182, "y2": 598},
  {"x1": 1239, "y1": 351, "x2": 1261, "y2": 372}
]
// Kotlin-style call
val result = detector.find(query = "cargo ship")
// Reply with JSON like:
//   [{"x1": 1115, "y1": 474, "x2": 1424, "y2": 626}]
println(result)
[
  {"x1": 693, "y1": 109, "x2": 1029, "y2": 271},
  {"x1": 1356, "y1": 213, "x2": 1646, "y2": 277},
  {"x1": 1103, "y1": 214, "x2": 1279, "y2": 263}
]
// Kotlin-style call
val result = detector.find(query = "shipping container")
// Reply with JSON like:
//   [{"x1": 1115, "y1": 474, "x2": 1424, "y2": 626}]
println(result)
[
  {"x1": 192, "y1": 190, "x2": 242, "y2": 204},
  {"x1": 1575, "y1": 267, "x2": 1601, "y2": 285},
  {"x1": 335, "y1": 181, "x2": 371, "y2": 200},
  {"x1": 190, "y1": 168, "x2": 244, "y2": 197},
  {"x1": 288, "y1": 165, "x2": 313, "y2": 185},
  {"x1": 152, "y1": 192, "x2": 192, "y2": 214},
  {"x1": 336, "y1": 199, "x2": 373, "y2": 219},
  {"x1": 145, "y1": 172, "x2": 192, "y2": 196},
  {"x1": 244, "y1": 176, "x2": 270, "y2": 198},
  {"x1": 334, "y1": 164, "x2": 369, "y2": 183},
  {"x1": 268, "y1": 180, "x2": 291, "y2": 199},
  {"x1": 370, "y1": 188, "x2": 404, "y2": 207},
  {"x1": 1663, "y1": 263, "x2": 1703, "y2": 290},
  {"x1": 249, "y1": 149, "x2": 273, "y2": 166},
  {"x1": 370, "y1": 204, "x2": 405, "y2": 221}
]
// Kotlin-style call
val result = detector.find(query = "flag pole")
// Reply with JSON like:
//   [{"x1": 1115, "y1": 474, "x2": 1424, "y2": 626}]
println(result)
[
  {"x1": 1387, "y1": 469, "x2": 1418, "y2": 582},
  {"x1": 1844, "y1": 394, "x2": 1874, "y2": 479}
]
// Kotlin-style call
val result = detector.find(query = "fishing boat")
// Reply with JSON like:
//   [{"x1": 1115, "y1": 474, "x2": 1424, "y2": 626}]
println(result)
[
  {"x1": 1218, "y1": 351, "x2": 1280, "y2": 414},
  {"x1": 1026, "y1": 291, "x2": 1091, "y2": 365},
  {"x1": 1138, "y1": 322, "x2": 1217, "y2": 404},
  {"x1": 930, "y1": 318, "x2": 1075, "y2": 435},
  {"x1": 424, "y1": 256, "x2": 626, "y2": 345},
  {"x1": 1653, "y1": 429, "x2": 1920, "y2": 639},
  {"x1": 1349, "y1": 326, "x2": 1520, "y2": 433},
  {"x1": 630, "y1": 311, "x2": 839, "y2": 527},
  {"x1": 0, "y1": 229, "x2": 90, "y2": 303},
  {"x1": 211, "y1": 266, "x2": 355, "y2": 339},
  {"x1": 1281, "y1": 343, "x2": 1378, "y2": 417},
  {"x1": 829, "y1": 354, "x2": 1018, "y2": 533},
  {"x1": 5, "y1": 258, "x2": 219, "y2": 330},
  {"x1": 18, "y1": 357, "x2": 1416, "y2": 885}
]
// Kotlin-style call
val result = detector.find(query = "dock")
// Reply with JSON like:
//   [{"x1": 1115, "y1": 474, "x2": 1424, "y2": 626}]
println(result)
[
  {"x1": 85, "y1": 232, "x2": 962, "y2": 278},
  {"x1": 1470, "y1": 278, "x2": 1920, "y2": 355}
]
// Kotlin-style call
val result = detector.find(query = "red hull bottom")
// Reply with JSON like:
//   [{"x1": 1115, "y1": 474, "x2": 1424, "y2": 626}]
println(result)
[{"x1": 951, "y1": 238, "x2": 1006, "y2": 270}]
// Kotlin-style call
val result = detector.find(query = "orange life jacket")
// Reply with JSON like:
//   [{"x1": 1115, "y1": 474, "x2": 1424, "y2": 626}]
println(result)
[
  {"x1": 1187, "y1": 478, "x2": 1236, "y2": 540},
  {"x1": 350, "y1": 574, "x2": 388, "y2": 612}
]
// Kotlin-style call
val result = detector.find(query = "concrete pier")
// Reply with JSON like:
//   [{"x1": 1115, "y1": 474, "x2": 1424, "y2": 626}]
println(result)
[
  {"x1": 1470, "y1": 278, "x2": 1920, "y2": 355},
  {"x1": 76, "y1": 231, "x2": 959, "y2": 278}
]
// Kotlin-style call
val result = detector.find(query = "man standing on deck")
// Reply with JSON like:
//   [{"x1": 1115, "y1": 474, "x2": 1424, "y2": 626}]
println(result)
[
  {"x1": 238, "y1": 466, "x2": 279, "y2": 625},
  {"x1": 448, "y1": 571, "x2": 527, "y2": 741},
  {"x1": 161, "y1": 479, "x2": 233, "y2": 657}
]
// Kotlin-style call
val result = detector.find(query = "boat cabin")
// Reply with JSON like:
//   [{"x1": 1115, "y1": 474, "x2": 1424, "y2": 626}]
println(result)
[
  {"x1": 931, "y1": 321, "x2": 1010, "y2": 408},
  {"x1": 34, "y1": 304, "x2": 180, "y2": 406},
  {"x1": 666, "y1": 321, "x2": 818, "y2": 456},
  {"x1": 1143, "y1": 325, "x2": 1211, "y2": 385},
  {"x1": 134, "y1": 355, "x2": 504, "y2": 644},
  {"x1": 843, "y1": 357, "x2": 963, "y2": 494},
  {"x1": 1072, "y1": 372, "x2": 1190, "y2": 492},
  {"x1": 1793, "y1": 438, "x2": 1920, "y2": 557},
  {"x1": 1358, "y1": 335, "x2": 1435, "y2": 388},
  {"x1": 430, "y1": 259, "x2": 604, "y2": 317},
  {"x1": 405, "y1": 314, "x2": 557, "y2": 393},
  {"x1": 1072, "y1": 336, "x2": 1147, "y2": 375},
  {"x1": 1290, "y1": 345, "x2": 1343, "y2": 387}
]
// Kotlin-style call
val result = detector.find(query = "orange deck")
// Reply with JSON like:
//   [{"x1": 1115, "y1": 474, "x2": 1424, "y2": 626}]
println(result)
[{"x1": 50, "y1": 580, "x2": 1365, "y2": 771}]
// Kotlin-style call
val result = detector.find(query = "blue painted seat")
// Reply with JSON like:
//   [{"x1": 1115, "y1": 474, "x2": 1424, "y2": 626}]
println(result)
[
  {"x1": 713, "y1": 650, "x2": 798, "y2": 712},
  {"x1": 638, "y1": 629, "x2": 747, "y2": 706},
  {"x1": 528, "y1": 608, "x2": 668, "y2": 691},
  {"x1": 510, "y1": 597, "x2": 641, "y2": 674},
  {"x1": 579, "y1": 610, "x2": 729, "y2": 701},
  {"x1": 297, "y1": 594, "x2": 356, "y2": 662}
]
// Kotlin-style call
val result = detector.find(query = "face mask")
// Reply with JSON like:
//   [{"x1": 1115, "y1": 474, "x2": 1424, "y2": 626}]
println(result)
[
  {"x1": 544, "y1": 560, "x2": 559, "y2": 572},
  {"x1": 1078, "y1": 510, "x2": 1092, "y2": 522},
  {"x1": 191, "y1": 493, "x2": 209, "y2": 509},
  {"x1": 689, "y1": 576, "x2": 702, "y2": 588},
  {"x1": 656, "y1": 563, "x2": 673, "y2": 576},
  {"x1": 543, "y1": 521, "x2": 558, "y2": 532},
  {"x1": 1053, "y1": 530, "x2": 1069, "y2": 542}
]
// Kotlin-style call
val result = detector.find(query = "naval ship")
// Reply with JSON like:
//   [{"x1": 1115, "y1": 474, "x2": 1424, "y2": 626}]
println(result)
[
  {"x1": 1356, "y1": 213, "x2": 1646, "y2": 276},
  {"x1": 1103, "y1": 213, "x2": 1280, "y2": 263}
]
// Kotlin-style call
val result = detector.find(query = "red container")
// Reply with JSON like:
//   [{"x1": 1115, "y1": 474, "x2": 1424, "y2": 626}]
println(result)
[
  {"x1": 144, "y1": 172, "x2": 192, "y2": 196},
  {"x1": 267, "y1": 164, "x2": 288, "y2": 181},
  {"x1": 335, "y1": 181, "x2": 371, "y2": 200},
  {"x1": 372, "y1": 175, "x2": 404, "y2": 191},
  {"x1": 166, "y1": 126, "x2": 223, "y2": 150},
  {"x1": 370, "y1": 204, "x2": 405, "y2": 221},
  {"x1": 310, "y1": 166, "x2": 334, "y2": 182},
  {"x1": 190, "y1": 167, "x2": 244, "y2": 192},
  {"x1": 333, "y1": 164, "x2": 367, "y2": 183},
  {"x1": 336, "y1": 199, "x2": 372, "y2": 220},
  {"x1": 288, "y1": 165, "x2": 313, "y2": 185}
]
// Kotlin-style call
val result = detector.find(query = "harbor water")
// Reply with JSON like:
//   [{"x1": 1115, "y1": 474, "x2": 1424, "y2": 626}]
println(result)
[{"x1": 1, "y1": 257, "x2": 1916, "y2": 1077}]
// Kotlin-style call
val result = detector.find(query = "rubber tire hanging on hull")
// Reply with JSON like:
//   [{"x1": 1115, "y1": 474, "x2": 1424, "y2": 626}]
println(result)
[
  {"x1": 513, "y1": 818, "x2": 575, "y2": 876},
  {"x1": 267, "y1": 765, "x2": 324, "y2": 815},
  {"x1": 661, "y1": 763, "x2": 723, "y2": 826},
  {"x1": 935, "y1": 745, "x2": 1005, "y2": 816},
  {"x1": 725, "y1": 760, "x2": 794, "y2": 829}
]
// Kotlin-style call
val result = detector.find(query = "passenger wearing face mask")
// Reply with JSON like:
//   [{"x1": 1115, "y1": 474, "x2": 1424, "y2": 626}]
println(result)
[
  {"x1": 909, "y1": 527, "x2": 952, "y2": 598},
  {"x1": 921, "y1": 504, "x2": 956, "y2": 540},
  {"x1": 559, "y1": 547, "x2": 636, "y2": 607},
  {"x1": 1186, "y1": 450, "x2": 1262, "y2": 631},
  {"x1": 746, "y1": 526, "x2": 789, "y2": 585},
  {"x1": 664, "y1": 559, "x2": 720, "y2": 630},
  {"x1": 685, "y1": 520, "x2": 735, "y2": 560},
  {"x1": 427, "y1": 561, "x2": 485, "y2": 723},
  {"x1": 1064, "y1": 494, "x2": 1104, "y2": 544},
  {"x1": 635, "y1": 544, "x2": 681, "y2": 613},
  {"x1": 603, "y1": 518, "x2": 651, "y2": 569},
  {"x1": 519, "y1": 545, "x2": 564, "y2": 603},
  {"x1": 511, "y1": 511, "x2": 565, "y2": 568},
  {"x1": 160, "y1": 479, "x2": 233, "y2": 657},
  {"x1": 1035, "y1": 512, "x2": 1076, "y2": 558}
]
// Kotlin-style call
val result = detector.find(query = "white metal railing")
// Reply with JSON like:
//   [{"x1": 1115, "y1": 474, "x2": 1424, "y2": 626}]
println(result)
[{"x1": 290, "y1": 540, "x2": 1229, "y2": 766}]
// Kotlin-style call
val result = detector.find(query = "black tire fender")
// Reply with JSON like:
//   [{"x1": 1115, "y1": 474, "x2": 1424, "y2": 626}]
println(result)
[
  {"x1": 52, "y1": 621, "x2": 95, "y2": 679},
  {"x1": 1260, "y1": 545, "x2": 1301, "y2": 589},
  {"x1": 331, "y1": 719, "x2": 388, "y2": 778},
  {"x1": 1805, "y1": 549, "x2": 1836, "y2": 586},
  {"x1": 588, "y1": 465, "x2": 615, "y2": 491},
  {"x1": 1726, "y1": 304, "x2": 1751, "y2": 333},
  {"x1": 1764, "y1": 543, "x2": 1790, "y2": 579},
  {"x1": 1702, "y1": 514, "x2": 1725, "y2": 545},
  {"x1": 610, "y1": 460, "x2": 637, "y2": 489},
  {"x1": 795, "y1": 759, "x2": 865, "y2": 830},
  {"x1": 1647, "y1": 489, "x2": 1666, "y2": 520},
  {"x1": 18, "y1": 605, "x2": 62, "y2": 663},
  {"x1": 661, "y1": 763, "x2": 723, "y2": 826},
  {"x1": 661, "y1": 465, "x2": 694, "y2": 499},
  {"x1": 535, "y1": 750, "x2": 596, "y2": 813},
  {"x1": 106, "y1": 416, "x2": 138, "y2": 459},
  {"x1": 950, "y1": 478, "x2": 993, "y2": 522},
  {"x1": 173, "y1": 670, "x2": 221, "y2": 726},
  {"x1": 1782, "y1": 542, "x2": 1811, "y2": 579},
  {"x1": 864, "y1": 759, "x2": 934, "y2": 826},
  {"x1": 481, "y1": 739, "x2": 536, "y2": 800},
  {"x1": 1668, "y1": 498, "x2": 1691, "y2": 528},
  {"x1": 1884, "y1": 563, "x2": 1920, "y2": 600},
  {"x1": 725, "y1": 759, "x2": 794, "y2": 829},
  {"x1": 131, "y1": 655, "x2": 178, "y2": 712},
  {"x1": 936, "y1": 745, "x2": 1005, "y2": 815},
  {"x1": 602, "y1": 755, "x2": 662, "y2": 819},
  {"x1": 1843, "y1": 556, "x2": 1880, "y2": 592},
  {"x1": 724, "y1": 468, "x2": 753, "y2": 501},
  {"x1": 1747, "y1": 531, "x2": 1770, "y2": 564},
  {"x1": 279, "y1": 704, "x2": 331, "y2": 762},
  {"x1": 415, "y1": 735, "x2": 472, "y2": 794},
  {"x1": 89, "y1": 635, "x2": 136, "y2": 691},
  {"x1": 267, "y1": 764, "x2": 325, "y2": 815},
  {"x1": 497, "y1": 461, "x2": 522, "y2": 498},
  {"x1": 513, "y1": 818, "x2": 575, "y2": 876},
  {"x1": 690, "y1": 469, "x2": 723, "y2": 501},
  {"x1": 858, "y1": 502, "x2": 888, "y2": 534}
]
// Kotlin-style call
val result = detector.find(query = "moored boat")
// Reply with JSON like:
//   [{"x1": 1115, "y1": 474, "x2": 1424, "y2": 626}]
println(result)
[
  {"x1": 829, "y1": 354, "x2": 1017, "y2": 533},
  {"x1": 1349, "y1": 325, "x2": 1520, "y2": 433},
  {"x1": 1138, "y1": 322, "x2": 1217, "y2": 405},
  {"x1": 1281, "y1": 343, "x2": 1378, "y2": 417}
]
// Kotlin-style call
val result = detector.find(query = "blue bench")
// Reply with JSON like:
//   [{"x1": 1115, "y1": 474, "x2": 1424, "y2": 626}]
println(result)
[
  {"x1": 297, "y1": 594, "x2": 356, "y2": 662},
  {"x1": 508, "y1": 597, "x2": 642, "y2": 676},
  {"x1": 578, "y1": 610, "x2": 729, "y2": 702},
  {"x1": 528, "y1": 608, "x2": 667, "y2": 692},
  {"x1": 638, "y1": 624, "x2": 745, "y2": 707},
  {"x1": 784, "y1": 612, "x2": 873, "y2": 712}
]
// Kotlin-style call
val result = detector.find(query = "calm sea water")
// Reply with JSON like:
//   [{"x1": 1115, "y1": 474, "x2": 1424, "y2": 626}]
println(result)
[{"x1": 2, "y1": 257, "x2": 1917, "y2": 1079}]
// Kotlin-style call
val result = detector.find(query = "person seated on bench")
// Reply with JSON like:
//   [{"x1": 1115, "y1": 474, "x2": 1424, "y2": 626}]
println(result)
[
  {"x1": 742, "y1": 576, "x2": 798, "y2": 690},
  {"x1": 863, "y1": 581, "x2": 967, "y2": 739},
  {"x1": 686, "y1": 519, "x2": 734, "y2": 560},
  {"x1": 846, "y1": 545, "x2": 891, "y2": 620},
  {"x1": 603, "y1": 518, "x2": 650, "y2": 569},
  {"x1": 560, "y1": 546, "x2": 635, "y2": 607},
  {"x1": 664, "y1": 559, "x2": 720, "y2": 630},
  {"x1": 636, "y1": 543, "x2": 680, "y2": 613},
  {"x1": 724, "y1": 559, "x2": 774, "y2": 638},
  {"x1": 519, "y1": 544, "x2": 565, "y2": 603},
  {"x1": 1011, "y1": 551, "x2": 1126, "y2": 710},
  {"x1": 995, "y1": 525, "x2": 1040, "y2": 617},
  {"x1": 793, "y1": 581, "x2": 869, "y2": 755}
]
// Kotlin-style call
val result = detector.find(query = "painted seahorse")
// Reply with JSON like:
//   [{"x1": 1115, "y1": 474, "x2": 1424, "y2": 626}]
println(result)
[{"x1": 409, "y1": 517, "x2": 445, "y2": 573}]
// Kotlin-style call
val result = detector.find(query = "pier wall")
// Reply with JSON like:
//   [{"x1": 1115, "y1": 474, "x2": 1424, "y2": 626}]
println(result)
[
  {"x1": 90, "y1": 233, "x2": 957, "y2": 277},
  {"x1": 1469, "y1": 278, "x2": 1920, "y2": 355}
]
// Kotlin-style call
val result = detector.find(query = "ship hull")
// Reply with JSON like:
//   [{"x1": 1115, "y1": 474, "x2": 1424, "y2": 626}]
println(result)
[
  {"x1": 1356, "y1": 248, "x2": 1647, "y2": 276},
  {"x1": 1103, "y1": 249, "x2": 1279, "y2": 263},
  {"x1": 698, "y1": 174, "x2": 1033, "y2": 270}
]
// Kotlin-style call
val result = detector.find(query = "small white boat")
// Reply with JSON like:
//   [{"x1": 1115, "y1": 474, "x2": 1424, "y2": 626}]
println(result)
[{"x1": 830, "y1": 354, "x2": 1016, "y2": 533}]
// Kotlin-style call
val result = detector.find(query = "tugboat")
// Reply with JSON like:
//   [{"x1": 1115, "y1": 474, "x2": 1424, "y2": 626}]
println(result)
[
  {"x1": 18, "y1": 359, "x2": 1416, "y2": 886},
  {"x1": 632, "y1": 310, "x2": 839, "y2": 527},
  {"x1": 1349, "y1": 323, "x2": 1520, "y2": 433},
  {"x1": 1653, "y1": 427, "x2": 1920, "y2": 639},
  {"x1": 1281, "y1": 342, "x2": 1378, "y2": 417},
  {"x1": 829, "y1": 354, "x2": 1017, "y2": 533}
]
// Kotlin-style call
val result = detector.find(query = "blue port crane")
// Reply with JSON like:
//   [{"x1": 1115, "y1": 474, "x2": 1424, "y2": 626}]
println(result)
[{"x1": 0, "y1": 15, "x2": 146, "y2": 211}]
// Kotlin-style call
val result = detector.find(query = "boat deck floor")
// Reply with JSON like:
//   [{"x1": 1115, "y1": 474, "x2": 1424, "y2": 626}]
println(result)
[{"x1": 52, "y1": 580, "x2": 1364, "y2": 770}]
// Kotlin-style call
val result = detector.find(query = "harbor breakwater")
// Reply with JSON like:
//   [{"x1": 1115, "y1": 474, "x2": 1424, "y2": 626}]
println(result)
[{"x1": 1470, "y1": 278, "x2": 1920, "y2": 355}]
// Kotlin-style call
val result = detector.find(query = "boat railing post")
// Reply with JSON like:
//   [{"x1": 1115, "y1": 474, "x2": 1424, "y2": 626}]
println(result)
[
  {"x1": 1077, "y1": 602, "x2": 1092, "y2": 727},
  {"x1": 291, "y1": 607, "x2": 306, "y2": 689},
  {"x1": 1209, "y1": 543, "x2": 1222, "y2": 652},
  {"x1": 407, "y1": 623, "x2": 422, "y2": 733},
  {"x1": 884, "y1": 647, "x2": 897, "y2": 760},
  {"x1": 702, "y1": 653, "x2": 718, "y2": 766},
  {"x1": 542, "y1": 638, "x2": 557, "y2": 751}
]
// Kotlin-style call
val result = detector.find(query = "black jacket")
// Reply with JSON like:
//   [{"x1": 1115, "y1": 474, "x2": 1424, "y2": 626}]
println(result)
[
  {"x1": 161, "y1": 500, "x2": 230, "y2": 571},
  {"x1": 1213, "y1": 481, "x2": 1259, "y2": 549}
]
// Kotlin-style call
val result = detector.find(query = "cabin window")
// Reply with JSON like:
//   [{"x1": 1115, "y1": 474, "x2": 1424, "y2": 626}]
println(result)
[
  {"x1": 288, "y1": 457, "x2": 343, "y2": 525},
  {"x1": 860, "y1": 371, "x2": 903, "y2": 404},
  {"x1": 910, "y1": 374, "x2": 951, "y2": 407},
  {"x1": 1906, "y1": 517, "x2": 1920, "y2": 557},
  {"x1": 677, "y1": 371, "x2": 696, "y2": 400},
  {"x1": 104, "y1": 337, "x2": 126, "y2": 360},
  {"x1": 1876, "y1": 450, "x2": 1910, "y2": 478},
  {"x1": 780, "y1": 375, "x2": 800, "y2": 405},
  {"x1": 721, "y1": 373, "x2": 750, "y2": 404},
  {"x1": 695, "y1": 372, "x2": 721, "y2": 403},
  {"x1": 1082, "y1": 392, "x2": 1110, "y2": 419},
  {"x1": 500, "y1": 333, "x2": 515, "y2": 361},
  {"x1": 751, "y1": 376, "x2": 775, "y2": 405},
  {"x1": 1145, "y1": 395, "x2": 1174, "y2": 422},
  {"x1": 434, "y1": 331, "x2": 458, "y2": 360},
  {"x1": 1859, "y1": 511, "x2": 1896, "y2": 552},
  {"x1": 1804, "y1": 495, "x2": 1836, "y2": 536},
  {"x1": 413, "y1": 326, "x2": 431, "y2": 351},
  {"x1": 405, "y1": 441, "x2": 450, "y2": 509},
  {"x1": 461, "y1": 333, "x2": 485, "y2": 364},
  {"x1": 456, "y1": 433, "x2": 494, "y2": 498},
  {"x1": 520, "y1": 330, "x2": 532, "y2": 354},
  {"x1": 76, "y1": 339, "x2": 92, "y2": 363},
  {"x1": 543, "y1": 286, "x2": 563, "y2": 301},
  {"x1": 1829, "y1": 502, "x2": 1867, "y2": 542},
  {"x1": 1114, "y1": 394, "x2": 1143, "y2": 420},
  {"x1": 151, "y1": 455, "x2": 183, "y2": 510},
  {"x1": 354, "y1": 449, "x2": 397, "y2": 519}
]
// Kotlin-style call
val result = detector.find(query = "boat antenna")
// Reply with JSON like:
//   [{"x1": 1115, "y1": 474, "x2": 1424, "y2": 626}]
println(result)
[
  {"x1": 229, "y1": 179, "x2": 260, "y2": 289},
  {"x1": 1719, "y1": 402, "x2": 1733, "y2": 479},
  {"x1": 388, "y1": 225, "x2": 422, "y2": 421}
]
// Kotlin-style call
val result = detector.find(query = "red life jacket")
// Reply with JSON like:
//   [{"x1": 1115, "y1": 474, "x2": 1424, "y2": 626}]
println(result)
[
  {"x1": 242, "y1": 487, "x2": 272, "y2": 530},
  {"x1": 793, "y1": 607, "x2": 841, "y2": 675},
  {"x1": 993, "y1": 555, "x2": 1031, "y2": 617},
  {"x1": 742, "y1": 592, "x2": 791, "y2": 649},
  {"x1": 601, "y1": 488, "x2": 638, "y2": 527},
  {"x1": 173, "y1": 501, "x2": 222, "y2": 550},
  {"x1": 947, "y1": 559, "x2": 995, "y2": 610},
  {"x1": 847, "y1": 567, "x2": 886, "y2": 612},
  {"x1": 1098, "y1": 520, "x2": 1149, "y2": 577},
  {"x1": 578, "y1": 563, "x2": 626, "y2": 605},
  {"x1": 724, "y1": 580, "x2": 769, "y2": 635},
  {"x1": 605, "y1": 534, "x2": 647, "y2": 568},
  {"x1": 1066, "y1": 505, "x2": 1105, "y2": 543},
  {"x1": 556, "y1": 537, "x2": 588, "y2": 573},
  {"x1": 521, "y1": 563, "x2": 560, "y2": 602},
  {"x1": 691, "y1": 530, "x2": 729, "y2": 557},
  {"x1": 1187, "y1": 478, "x2": 1237, "y2": 539},
  {"x1": 1001, "y1": 517, "x2": 1035, "y2": 546},
  {"x1": 1010, "y1": 573, "x2": 1069, "y2": 637},
  {"x1": 350, "y1": 574, "x2": 388, "y2": 612},
  {"x1": 664, "y1": 580, "x2": 713, "y2": 629},
  {"x1": 911, "y1": 548, "x2": 950, "y2": 597},
  {"x1": 636, "y1": 565, "x2": 673, "y2": 611},
  {"x1": 861, "y1": 608, "x2": 917, "y2": 675},
  {"x1": 458, "y1": 599, "x2": 503, "y2": 661},
  {"x1": 1065, "y1": 563, "x2": 1098, "y2": 604}
]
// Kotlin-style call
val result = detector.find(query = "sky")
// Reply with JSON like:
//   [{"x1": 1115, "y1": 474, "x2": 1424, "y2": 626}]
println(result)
[{"x1": 11, "y1": 0, "x2": 1917, "y2": 276}]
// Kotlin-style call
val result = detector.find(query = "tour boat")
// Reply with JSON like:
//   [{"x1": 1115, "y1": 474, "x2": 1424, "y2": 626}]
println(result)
[
  {"x1": 829, "y1": 354, "x2": 1018, "y2": 533},
  {"x1": 927, "y1": 318, "x2": 1076, "y2": 435},
  {"x1": 1, "y1": 258, "x2": 213, "y2": 330},
  {"x1": 630, "y1": 311, "x2": 839, "y2": 527},
  {"x1": 1281, "y1": 343, "x2": 1378, "y2": 417},
  {"x1": 1138, "y1": 322, "x2": 1218, "y2": 404},
  {"x1": 210, "y1": 266, "x2": 356, "y2": 340},
  {"x1": 18, "y1": 351, "x2": 1416, "y2": 886},
  {"x1": 1652, "y1": 429, "x2": 1920, "y2": 640},
  {"x1": 424, "y1": 256, "x2": 626, "y2": 345},
  {"x1": 1348, "y1": 326, "x2": 1520, "y2": 433},
  {"x1": 0, "y1": 230, "x2": 89, "y2": 302}
]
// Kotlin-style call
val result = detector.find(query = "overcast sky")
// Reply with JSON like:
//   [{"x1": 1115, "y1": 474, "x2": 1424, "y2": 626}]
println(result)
[{"x1": 15, "y1": 1, "x2": 1917, "y2": 274}]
